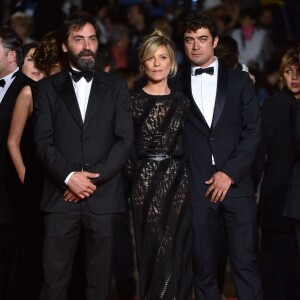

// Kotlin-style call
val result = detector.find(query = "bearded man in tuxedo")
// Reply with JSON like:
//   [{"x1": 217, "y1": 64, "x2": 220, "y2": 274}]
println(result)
[{"x1": 34, "y1": 17, "x2": 133, "y2": 300}]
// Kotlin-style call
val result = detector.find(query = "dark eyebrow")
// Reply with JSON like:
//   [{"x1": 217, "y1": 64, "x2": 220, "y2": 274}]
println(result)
[
  {"x1": 184, "y1": 35, "x2": 209, "y2": 40},
  {"x1": 73, "y1": 34, "x2": 97, "y2": 39}
]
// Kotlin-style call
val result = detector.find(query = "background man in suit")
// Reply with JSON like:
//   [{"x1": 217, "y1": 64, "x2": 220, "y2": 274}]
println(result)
[
  {"x1": 176, "y1": 12, "x2": 262, "y2": 300},
  {"x1": 33, "y1": 17, "x2": 133, "y2": 300},
  {"x1": 0, "y1": 27, "x2": 33, "y2": 300}
]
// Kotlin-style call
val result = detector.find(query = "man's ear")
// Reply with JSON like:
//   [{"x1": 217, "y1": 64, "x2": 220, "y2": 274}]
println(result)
[
  {"x1": 62, "y1": 43, "x2": 67, "y2": 53},
  {"x1": 213, "y1": 36, "x2": 219, "y2": 49},
  {"x1": 8, "y1": 50, "x2": 17, "y2": 63}
]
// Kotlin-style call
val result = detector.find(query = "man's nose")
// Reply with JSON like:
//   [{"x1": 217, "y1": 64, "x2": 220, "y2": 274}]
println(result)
[
  {"x1": 193, "y1": 40, "x2": 200, "y2": 50},
  {"x1": 83, "y1": 39, "x2": 90, "y2": 49}
]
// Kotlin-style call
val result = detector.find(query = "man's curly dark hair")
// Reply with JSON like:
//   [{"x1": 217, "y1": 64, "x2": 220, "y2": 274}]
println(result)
[{"x1": 180, "y1": 11, "x2": 218, "y2": 40}]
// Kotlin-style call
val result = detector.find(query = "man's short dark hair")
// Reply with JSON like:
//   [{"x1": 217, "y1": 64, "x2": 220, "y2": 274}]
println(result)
[
  {"x1": 63, "y1": 16, "x2": 100, "y2": 46},
  {"x1": 0, "y1": 26, "x2": 23, "y2": 65},
  {"x1": 180, "y1": 11, "x2": 218, "y2": 40}
]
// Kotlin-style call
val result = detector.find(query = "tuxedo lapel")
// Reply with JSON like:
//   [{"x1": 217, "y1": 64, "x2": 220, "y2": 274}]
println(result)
[
  {"x1": 54, "y1": 70, "x2": 84, "y2": 128},
  {"x1": 211, "y1": 65, "x2": 227, "y2": 129},
  {"x1": 84, "y1": 71, "x2": 109, "y2": 128},
  {"x1": 0, "y1": 71, "x2": 27, "y2": 124},
  {"x1": 0, "y1": 70, "x2": 22, "y2": 108},
  {"x1": 181, "y1": 66, "x2": 210, "y2": 134}
]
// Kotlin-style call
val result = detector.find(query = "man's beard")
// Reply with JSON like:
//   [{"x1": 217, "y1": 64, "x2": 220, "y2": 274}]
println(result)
[{"x1": 68, "y1": 49, "x2": 96, "y2": 72}]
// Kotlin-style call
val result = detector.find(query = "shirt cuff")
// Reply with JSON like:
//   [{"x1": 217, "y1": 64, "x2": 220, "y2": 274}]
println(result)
[{"x1": 65, "y1": 171, "x2": 75, "y2": 185}]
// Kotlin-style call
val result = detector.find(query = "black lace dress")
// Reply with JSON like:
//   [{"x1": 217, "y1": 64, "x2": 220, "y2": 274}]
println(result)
[{"x1": 130, "y1": 89, "x2": 193, "y2": 300}]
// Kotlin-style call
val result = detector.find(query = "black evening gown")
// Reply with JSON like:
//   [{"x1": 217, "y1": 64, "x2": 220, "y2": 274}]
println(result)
[
  {"x1": 7, "y1": 85, "x2": 44, "y2": 300},
  {"x1": 130, "y1": 89, "x2": 193, "y2": 300}
]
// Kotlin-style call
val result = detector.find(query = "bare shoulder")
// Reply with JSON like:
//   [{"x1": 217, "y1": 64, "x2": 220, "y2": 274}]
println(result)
[
  {"x1": 15, "y1": 85, "x2": 33, "y2": 108},
  {"x1": 19, "y1": 85, "x2": 33, "y2": 97}
]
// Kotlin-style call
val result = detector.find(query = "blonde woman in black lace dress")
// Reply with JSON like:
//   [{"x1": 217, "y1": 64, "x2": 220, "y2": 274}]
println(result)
[{"x1": 130, "y1": 29, "x2": 193, "y2": 300}]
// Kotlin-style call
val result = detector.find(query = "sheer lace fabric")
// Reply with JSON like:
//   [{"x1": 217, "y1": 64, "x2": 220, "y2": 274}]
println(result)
[{"x1": 130, "y1": 89, "x2": 193, "y2": 300}]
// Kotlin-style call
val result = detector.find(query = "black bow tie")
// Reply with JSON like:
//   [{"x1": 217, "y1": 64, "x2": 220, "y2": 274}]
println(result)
[
  {"x1": 0, "y1": 79, "x2": 5, "y2": 88},
  {"x1": 69, "y1": 68, "x2": 94, "y2": 82},
  {"x1": 194, "y1": 67, "x2": 214, "y2": 76}
]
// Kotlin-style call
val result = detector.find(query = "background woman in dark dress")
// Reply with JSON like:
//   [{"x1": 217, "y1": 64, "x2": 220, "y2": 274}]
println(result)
[
  {"x1": 252, "y1": 48, "x2": 300, "y2": 300},
  {"x1": 130, "y1": 29, "x2": 193, "y2": 300},
  {"x1": 7, "y1": 30, "x2": 68, "y2": 300}
]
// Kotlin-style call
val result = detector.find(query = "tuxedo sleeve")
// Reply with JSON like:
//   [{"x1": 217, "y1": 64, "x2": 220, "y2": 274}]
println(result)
[
  {"x1": 33, "y1": 81, "x2": 73, "y2": 188},
  {"x1": 221, "y1": 73, "x2": 261, "y2": 183},
  {"x1": 89, "y1": 80, "x2": 134, "y2": 184}
]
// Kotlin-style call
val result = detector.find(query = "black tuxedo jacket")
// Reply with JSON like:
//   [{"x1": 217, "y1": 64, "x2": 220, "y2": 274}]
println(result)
[
  {"x1": 33, "y1": 69, "x2": 133, "y2": 214},
  {"x1": 0, "y1": 70, "x2": 33, "y2": 223},
  {"x1": 284, "y1": 100, "x2": 300, "y2": 220},
  {"x1": 173, "y1": 64, "x2": 261, "y2": 200}
]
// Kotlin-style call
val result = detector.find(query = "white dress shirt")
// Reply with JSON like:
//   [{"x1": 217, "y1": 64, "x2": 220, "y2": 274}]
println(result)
[
  {"x1": 0, "y1": 68, "x2": 19, "y2": 104},
  {"x1": 71, "y1": 70, "x2": 93, "y2": 122},
  {"x1": 65, "y1": 68, "x2": 93, "y2": 185},
  {"x1": 191, "y1": 58, "x2": 218, "y2": 128},
  {"x1": 191, "y1": 58, "x2": 218, "y2": 165}
]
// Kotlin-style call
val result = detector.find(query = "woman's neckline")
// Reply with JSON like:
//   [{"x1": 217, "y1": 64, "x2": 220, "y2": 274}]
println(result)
[{"x1": 141, "y1": 87, "x2": 172, "y2": 97}]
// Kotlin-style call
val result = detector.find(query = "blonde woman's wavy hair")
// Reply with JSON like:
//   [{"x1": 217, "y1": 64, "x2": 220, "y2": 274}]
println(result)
[{"x1": 138, "y1": 29, "x2": 178, "y2": 77}]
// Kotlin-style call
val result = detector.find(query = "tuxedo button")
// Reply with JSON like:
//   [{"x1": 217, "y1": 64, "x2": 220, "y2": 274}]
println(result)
[
  {"x1": 81, "y1": 163, "x2": 90, "y2": 170},
  {"x1": 209, "y1": 137, "x2": 214, "y2": 141}
]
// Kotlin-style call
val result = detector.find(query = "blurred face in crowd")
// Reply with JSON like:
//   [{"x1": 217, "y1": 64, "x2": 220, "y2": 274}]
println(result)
[
  {"x1": 283, "y1": 64, "x2": 300, "y2": 99},
  {"x1": 184, "y1": 27, "x2": 218, "y2": 67},
  {"x1": 113, "y1": 34, "x2": 130, "y2": 52},
  {"x1": 240, "y1": 14, "x2": 255, "y2": 29},
  {"x1": 12, "y1": 23, "x2": 28, "y2": 42},
  {"x1": 22, "y1": 47, "x2": 44, "y2": 81},
  {"x1": 143, "y1": 46, "x2": 171, "y2": 83},
  {"x1": 63, "y1": 22, "x2": 98, "y2": 72},
  {"x1": 127, "y1": 4, "x2": 144, "y2": 28}
]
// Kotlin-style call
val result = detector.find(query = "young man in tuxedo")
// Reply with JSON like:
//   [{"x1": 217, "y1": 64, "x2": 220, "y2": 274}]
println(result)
[
  {"x1": 33, "y1": 17, "x2": 133, "y2": 300},
  {"x1": 0, "y1": 26, "x2": 33, "y2": 299},
  {"x1": 175, "y1": 12, "x2": 262, "y2": 300}
]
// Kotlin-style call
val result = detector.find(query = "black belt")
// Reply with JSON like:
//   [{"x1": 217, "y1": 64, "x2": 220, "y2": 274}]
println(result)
[{"x1": 139, "y1": 154, "x2": 182, "y2": 161}]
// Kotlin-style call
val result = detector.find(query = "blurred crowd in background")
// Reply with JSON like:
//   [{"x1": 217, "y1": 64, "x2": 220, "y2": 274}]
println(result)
[
  {"x1": 0, "y1": 1, "x2": 300, "y2": 299},
  {"x1": 0, "y1": 0, "x2": 299, "y2": 105}
]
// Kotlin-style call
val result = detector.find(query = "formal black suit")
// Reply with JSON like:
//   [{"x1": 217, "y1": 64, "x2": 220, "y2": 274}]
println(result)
[
  {"x1": 252, "y1": 87, "x2": 300, "y2": 299},
  {"x1": 0, "y1": 69, "x2": 33, "y2": 300},
  {"x1": 33, "y1": 68, "x2": 133, "y2": 300},
  {"x1": 173, "y1": 63, "x2": 262, "y2": 300}
]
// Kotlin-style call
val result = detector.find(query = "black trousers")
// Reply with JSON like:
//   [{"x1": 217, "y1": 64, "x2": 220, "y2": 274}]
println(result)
[
  {"x1": 192, "y1": 196, "x2": 262, "y2": 300},
  {"x1": 259, "y1": 230, "x2": 300, "y2": 300},
  {"x1": 39, "y1": 200, "x2": 117, "y2": 300}
]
